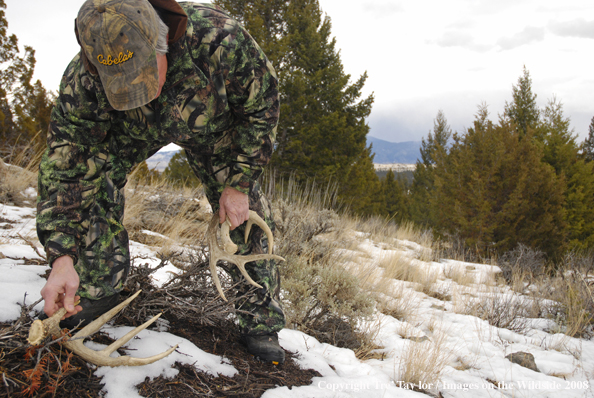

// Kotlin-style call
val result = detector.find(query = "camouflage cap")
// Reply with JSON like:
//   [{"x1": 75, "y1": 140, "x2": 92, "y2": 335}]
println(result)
[{"x1": 76, "y1": 0, "x2": 161, "y2": 111}]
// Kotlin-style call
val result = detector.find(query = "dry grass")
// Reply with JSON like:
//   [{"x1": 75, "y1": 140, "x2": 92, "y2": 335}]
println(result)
[
  {"x1": 376, "y1": 285, "x2": 422, "y2": 322},
  {"x1": 468, "y1": 294, "x2": 531, "y2": 334},
  {"x1": 397, "y1": 325, "x2": 452, "y2": 390},
  {"x1": 123, "y1": 177, "x2": 210, "y2": 254},
  {"x1": 268, "y1": 186, "x2": 376, "y2": 353},
  {"x1": 443, "y1": 263, "x2": 476, "y2": 286},
  {"x1": 376, "y1": 252, "x2": 438, "y2": 295},
  {"x1": 354, "y1": 318, "x2": 386, "y2": 361},
  {"x1": 353, "y1": 215, "x2": 434, "y2": 254},
  {"x1": 539, "y1": 273, "x2": 594, "y2": 338},
  {"x1": 500, "y1": 249, "x2": 594, "y2": 338},
  {"x1": 0, "y1": 148, "x2": 41, "y2": 207}
]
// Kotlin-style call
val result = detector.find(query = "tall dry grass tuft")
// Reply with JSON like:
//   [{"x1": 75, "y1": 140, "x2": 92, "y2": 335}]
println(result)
[
  {"x1": 498, "y1": 245, "x2": 594, "y2": 338},
  {"x1": 352, "y1": 214, "x2": 434, "y2": 253},
  {"x1": 376, "y1": 285, "x2": 422, "y2": 322},
  {"x1": 264, "y1": 174, "x2": 376, "y2": 352},
  {"x1": 272, "y1": 194, "x2": 375, "y2": 351},
  {"x1": 398, "y1": 325, "x2": 452, "y2": 390},
  {"x1": 0, "y1": 144, "x2": 43, "y2": 207},
  {"x1": 443, "y1": 263, "x2": 475, "y2": 286},
  {"x1": 458, "y1": 289, "x2": 533, "y2": 334},
  {"x1": 536, "y1": 268, "x2": 594, "y2": 338},
  {"x1": 376, "y1": 252, "x2": 438, "y2": 295},
  {"x1": 123, "y1": 174, "x2": 210, "y2": 254}
]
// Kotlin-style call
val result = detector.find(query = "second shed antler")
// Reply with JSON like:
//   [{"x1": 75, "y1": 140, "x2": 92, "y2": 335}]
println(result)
[
  {"x1": 28, "y1": 290, "x2": 178, "y2": 367},
  {"x1": 208, "y1": 210, "x2": 285, "y2": 301}
]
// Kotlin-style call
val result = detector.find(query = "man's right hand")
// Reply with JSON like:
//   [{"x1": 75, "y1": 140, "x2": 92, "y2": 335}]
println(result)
[{"x1": 40, "y1": 256, "x2": 83, "y2": 319}]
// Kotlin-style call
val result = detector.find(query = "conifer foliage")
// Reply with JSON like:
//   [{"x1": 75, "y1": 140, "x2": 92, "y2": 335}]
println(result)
[
  {"x1": 213, "y1": 0, "x2": 380, "y2": 215},
  {"x1": 503, "y1": 66, "x2": 540, "y2": 137},
  {"x1": 409, "y1": 110, "x2": 451, "y2": 226},
  {"x1": 163, "y1": 151, "x2": 201, "y2": 188},
  {"x1": 409, "y1": 68, "x2": 594, "y2": 258},
  {"x1": 382, "y1": 169, "x2": 409, "y2": 223},
  {"x1": 581, "y1": 116, "x2": 594, "y2": 162},
  {"x1": 0, "y1": 0, "x2": 53, "y2": 159},
  {"x1": 432, "y1": 106, "x2": 566, "y2": 257}
]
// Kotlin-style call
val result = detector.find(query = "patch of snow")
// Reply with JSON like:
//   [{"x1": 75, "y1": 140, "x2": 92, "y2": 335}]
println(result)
[{"x1": 95, "y1": 326, "x2": 236, "y2": 398}]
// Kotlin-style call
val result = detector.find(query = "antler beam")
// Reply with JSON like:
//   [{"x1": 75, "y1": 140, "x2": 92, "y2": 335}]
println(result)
[
  {"x1": 208, "y1": 210, "x2": 285, "y2": 301},
  {"x1": 28, "y1": 290, "x2": 178, "y2": 367}
]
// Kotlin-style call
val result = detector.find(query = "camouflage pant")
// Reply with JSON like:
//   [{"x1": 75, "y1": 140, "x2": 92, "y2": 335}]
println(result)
[{"x1": 76, "y1": 148, "x2": 285, "y2": 336}]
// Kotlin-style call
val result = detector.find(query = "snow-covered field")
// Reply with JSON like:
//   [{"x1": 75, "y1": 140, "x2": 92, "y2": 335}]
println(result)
[{"x1": 2, "y1": 197, "x2": 594, "y2": 398}]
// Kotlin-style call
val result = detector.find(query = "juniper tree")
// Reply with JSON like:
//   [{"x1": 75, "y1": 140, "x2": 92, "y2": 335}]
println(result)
[
  {"x1": 582, "y1": 116, "x2": 594, "y2": 162},
  {"x1": 409, "y1": 109, "x2": 451, "y2": 226},
  {"x1": 432, "y1": 106, "x2": 567, "y2": 258},
  {"x1": 503, "y1": 66, "x2": 540, "y2": 137},
  {"x1": 538, "y1": 99, "x2": 594, "y2": 249},
  {"x1": 163, "y1": 151, "x2": 201, "y2": 188},
  {"x1": 382, "y1": 169, "x2": 409, "y2": 222}
]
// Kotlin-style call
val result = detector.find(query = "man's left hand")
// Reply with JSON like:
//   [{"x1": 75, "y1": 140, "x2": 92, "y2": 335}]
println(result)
[{"x1": 219, "y1": 186, "x2": 249, "y2": 230}]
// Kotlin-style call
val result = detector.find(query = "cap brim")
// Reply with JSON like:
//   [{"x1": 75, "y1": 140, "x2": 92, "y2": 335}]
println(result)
[{"x1": 101, "y1": 53, "x2": 160, "y2": 111}]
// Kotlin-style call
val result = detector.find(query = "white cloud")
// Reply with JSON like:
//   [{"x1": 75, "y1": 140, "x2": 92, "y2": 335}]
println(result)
[
  {"x1": 497, "y1": 26, "x2": 546, "y2": 50},
  {"x1": 433, "y1": 31, "x2": 493, "y2": 52},
  {"x1": 549, "y1": 19, "x2": 594, "y2": 39},
  {"x1": 362, "y1": 1, "x2": 404, "y2": 16}
]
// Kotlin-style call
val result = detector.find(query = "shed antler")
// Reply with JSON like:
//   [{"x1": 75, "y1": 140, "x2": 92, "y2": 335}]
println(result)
[
  {"x1": 28, "y1": 290, "x2": 178, "y2": 367},
  {"x1": 208, "y1": 210, "x2": 285, "y2": 301}
]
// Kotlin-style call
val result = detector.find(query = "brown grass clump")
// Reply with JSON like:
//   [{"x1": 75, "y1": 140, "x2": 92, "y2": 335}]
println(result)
[
  {"x1": 398, "y1": 326, "x2": 451, "y2": 391},
  {"x1": 443, "y1": 263, "x2": 476, "y2": 286},
  {"x1": 497, "y1": 245, "x2": 594, "y2": 338},
  {"x1": 376, "y1": 252, "x2": 438, "y2": 295},
  {"x1": 273, "y1": 196, "x2": 375, "y2": 352},
  {"x1": 262, "y1": 176, "x2": 377, "y2": 354},
  {"x1": 459, "y1": 290, "x2": 532, "y2": 334},
  {"x1": 376, "y1": 285, "x2": 421, "y2": 322},
  {"x1": 533, "y1": 269, "x2": 594, "y2": 338},
  {"x1": 0, "y1": 149, "x2": 41, "y2": 207},
  {"x1": 123, "y1": 179, "x2": 210, "y2": 254},
  {"x1": 353, "y1": 215, "x2": 434, "y2": 253}
]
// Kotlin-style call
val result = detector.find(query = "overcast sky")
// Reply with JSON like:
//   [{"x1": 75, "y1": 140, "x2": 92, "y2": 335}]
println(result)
[{"x1": 5, "y1": 0, "x2": 593, "y2": 143}]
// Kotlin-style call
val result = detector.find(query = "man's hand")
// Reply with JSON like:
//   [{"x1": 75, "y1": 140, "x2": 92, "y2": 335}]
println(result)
[
  {"x1": 41, "y1": 256, "x2": 82, "y2": 319},
  {"x1": 219, "y1": 186, "x2": 249, "y2": 230}
]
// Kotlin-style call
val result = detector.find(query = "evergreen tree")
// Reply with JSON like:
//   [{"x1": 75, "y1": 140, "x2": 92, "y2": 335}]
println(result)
[
  {"x1": 0, "y1": 0, "x2": 54, "y2": 158},
  {"x1": 537, "y1": 98, "x2": 594, "y2": 249},
  {"x1": 503, "y1": 66, "x2": 540, "y2": 137},
  {"x1": 382, "y1": 169, "x2": 409, "y2": 222},
  {"x1": 131, "y1": 160, "x2": 161, "y2": 185},
  {"x1": 163, "y1": 151, "x2": 201, "y2": 188},
  {"x1": 582, "y1": 116, "x2": 594, "y2": 162},
  {"x1": 432, "y1": 108, "x2": 567, "y2": 258},
  {"x1": 409, "y1": 110, "x2": 451, "y2": 226},
  {"x1": 213, "y1": 0, "x2": 380, "y2": 215}
]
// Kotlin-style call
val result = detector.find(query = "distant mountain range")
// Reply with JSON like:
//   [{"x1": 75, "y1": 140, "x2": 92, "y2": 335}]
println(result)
[
  {"x1": 367, "y1": 136, "x2": 421, "y2": 164},
  {"x1": 145, "y1": 137, "x2": 421, "y2": 171}
]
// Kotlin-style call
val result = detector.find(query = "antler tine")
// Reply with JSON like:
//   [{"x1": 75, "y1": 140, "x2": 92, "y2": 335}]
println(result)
[
  {"x1": 244, "y1": 210, "x2": 274, "y2": 254},
  {"x1": 73, "y1": 290, "x2": 143, "y2": 338},
  {"x1": 207, "y1": 211, "x2": 285, "y2": 301},
  {"x1": 28, "y1": 290, "x2": 178, "y2": 367}
]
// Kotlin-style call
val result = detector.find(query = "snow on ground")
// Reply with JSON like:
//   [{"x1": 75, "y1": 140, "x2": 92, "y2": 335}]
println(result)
[{"x1": 2, "y1": 196, "x2": 594, "y2": 397}]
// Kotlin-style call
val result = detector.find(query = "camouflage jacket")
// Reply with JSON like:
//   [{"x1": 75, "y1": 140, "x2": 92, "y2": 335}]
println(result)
[{"x1": 37, "y1": 2, "x2": 279, "y2": 266}]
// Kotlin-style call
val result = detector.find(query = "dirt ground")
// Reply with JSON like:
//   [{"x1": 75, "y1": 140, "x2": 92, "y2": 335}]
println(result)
[
  {"x1": 1, "y1": 271, "x2": 320, "y2": 398},
  {"x1": 1, "y1": 313, "x2": 320, "y2": 398}
]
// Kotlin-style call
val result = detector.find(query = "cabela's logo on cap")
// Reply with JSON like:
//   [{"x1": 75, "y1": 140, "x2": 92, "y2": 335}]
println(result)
[{"x1": 97, "y1": 50, "x2": 134, "y2": 66}]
